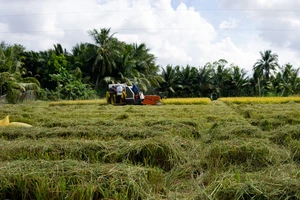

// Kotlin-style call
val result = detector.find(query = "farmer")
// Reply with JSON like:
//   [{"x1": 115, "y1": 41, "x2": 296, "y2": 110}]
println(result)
[
  {"x1": 132, "y1": 82, "x2": 139, "y2": 100},
  {"x1": 109, "y1": 85, "x2": 116, "y2": 103},
  {"x1": 132, "y1": 82, "x2": 139, "y2": 94},
  {"x1": 116, "y1": 84, "x2": 123, "y2": 103}
]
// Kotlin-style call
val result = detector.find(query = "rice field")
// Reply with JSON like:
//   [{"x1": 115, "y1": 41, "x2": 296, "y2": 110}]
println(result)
[
  {"x1": 161, "y1": 97, "x2": 212, "y2": 105},
  {"x1": 0, "y1": 98, "x2": 299, "y2": 199},
  {"x1": 49, "y1": 97, "x2": 212, "y2": 106},
  {"x1": 219, "y1": 96, "x2": 300, "y2": 104},
  {"x1": 48, "y1": 97, "x2": 300, "y2": 107},
  {"x1": 49, "y1": 99, "x2": 108, "y2": 106}
]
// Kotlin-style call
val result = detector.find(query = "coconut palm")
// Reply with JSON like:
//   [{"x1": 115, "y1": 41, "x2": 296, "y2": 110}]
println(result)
[
  {"x1": 132, "y1": 43, "x2": 153, "y2": 72},
  {"x1": 0, "y1": 71, "x2": 40, "y2": 103},
  {"x1": 175, "y1": 65, "x2": 199, "y2": 97},
  {"x1": 99, "y1": 42, "x2": 162, "y2": 93},
  {"x1": 276, "y1": 64, "x2": 300, "y2": 96},
  {"x1": 0, "y1": 42, "x2": 24, "y2": 73},
  {"x1": 102, "y1": 43, "x2": 135, "y2": 85},
  {"x1": 131, "y1": 43, "x2": 163, "y2": 89},
  {"x1": 160, "y1": 65, "x2": 177, "y2": 97},
  {"x1": 71, "y1": 42, "x2": 98, "y2": 84},
  {"x1": 0, "y1": 72, "x2": 10, "y2": 96},
  {"x1": 229, "y1": 65, "x2": 250, "y2": 96},
  {"x1": 197, "y1": 63, "x2": 214, "y2": 97},
  {"x1": 53, "y1": 43, "x2": 69, "y2": 56},
  {"x1": 253, "y1": 50, "x2": 280, "y2": 96},
  {"x1": 211, "y1": 59, "x2": 231, "y2": 97},
  {"x1": 88, "y1": 28, "x2": 120, "y2": 89},
  {"x1": 0, "y1": 42, "x2": 40, "y2": 103}
]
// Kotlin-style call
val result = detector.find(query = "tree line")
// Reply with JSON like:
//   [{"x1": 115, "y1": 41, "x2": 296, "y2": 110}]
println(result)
[{"x1": 0, "y1": 27, "x2": 299, "y2": 103}]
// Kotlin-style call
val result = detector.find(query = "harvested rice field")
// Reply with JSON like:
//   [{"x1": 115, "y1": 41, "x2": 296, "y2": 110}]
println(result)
[{"x1": 0, "y1": 98, "x2": 299, "y2": 199}]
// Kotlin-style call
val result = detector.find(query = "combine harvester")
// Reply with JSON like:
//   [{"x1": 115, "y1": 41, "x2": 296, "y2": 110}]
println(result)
[{"x1": 106, "y1": 83, "x2": 161, "y2": 105}]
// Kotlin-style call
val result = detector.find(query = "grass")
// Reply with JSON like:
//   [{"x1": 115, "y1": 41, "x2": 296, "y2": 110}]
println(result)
[{"x1": 0, "y1": 98, "x2": 299, "y2": 199}]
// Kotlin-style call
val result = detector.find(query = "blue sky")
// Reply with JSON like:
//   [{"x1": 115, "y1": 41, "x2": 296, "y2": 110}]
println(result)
[{"x1": 0, "y1": 0, "x2": 299, "y2": 75}]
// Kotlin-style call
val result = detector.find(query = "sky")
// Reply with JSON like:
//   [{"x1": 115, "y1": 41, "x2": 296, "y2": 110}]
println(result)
[{"x1": 0, "y1": 0, "x2": 300, "y2": 75}]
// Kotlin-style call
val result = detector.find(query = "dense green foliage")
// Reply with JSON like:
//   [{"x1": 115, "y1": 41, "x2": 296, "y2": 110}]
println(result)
[
  {"x1": 1, "y1": 28, "x2": 300, "y2": 103},
  {"x1": 0, "y1": 101, "x2": 299, "y2": 199}
]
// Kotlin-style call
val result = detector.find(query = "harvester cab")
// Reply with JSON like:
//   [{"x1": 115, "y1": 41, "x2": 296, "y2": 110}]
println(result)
[{"x1": 106, "y1": 83, "x2": 161, "y2": 105}]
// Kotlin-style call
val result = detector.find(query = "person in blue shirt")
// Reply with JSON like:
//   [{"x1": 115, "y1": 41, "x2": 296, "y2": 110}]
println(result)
[{"x1": 132, "y1": 82, "x2": 139, "y2": 95}]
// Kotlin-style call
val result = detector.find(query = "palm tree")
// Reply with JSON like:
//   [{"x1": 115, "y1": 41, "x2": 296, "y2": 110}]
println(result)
[
  {"x1": 276, "y1": 64, "x2": 300, "y2": 96},
  {"x1": 211, "y1": 59, "x2": 231, "y2": 97},
  {"x1": 0, "y1": 72, "x2": 10, "y2": 96},
  {"x1": 102, "y1": 43, "x2": 136, "y2": 85},
  {"x1": 253, "y1": 50, "x2": 280, "y2": 96},
  {"x1": 131, "y1": 43, "x2": 163, "y2": 90},
  {"x1": 0, "y1": 71, "x2": 40, "y2": 103},
  {"x1": 71, "y1": 43, "x2": 97, "y2": 84},
  {"x1": 132, "y1": 43, "x2": 153, "y2": 72},
  {"x1": 197, "y1": 63, "x2": 214, "y2": 97},
  {"x1": 0, "y1": 42, "x2": 25, "y2": 73},
  {"x1": 0, "y1": 42, "x2": 40, "y2": 102},
  {"x1": 53, "y1": 43, "x2": 69, "y2": 56},
  {"x1": 175, "y1": 65, "x2": 199, "y2": 97},
  {"x1": 160, "y1": 65, "x2": 177, "y2": 97},
  {"x1": 88, "y1": 28, "x2": 120, "y2": 89},
  {"x1": 229, "y1": 65, "x2": 250, "y2": 96},
  {"x1": 99, "y1": 42, "x2": 162, "y2": 93},
  {"x1": 7, "y1": 75, "x2": 40, "y2": 103}
]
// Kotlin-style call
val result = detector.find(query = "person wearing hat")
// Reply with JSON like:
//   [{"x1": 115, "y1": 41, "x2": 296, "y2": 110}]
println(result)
[
  {"x1": 132, "y1": 82, "x2": 140, "y2": 101},
  {"x1": 132, "y1": 82, "x2": 139, "y2": 95},
  {"x1": 116, "y1": 84, "x2": 123, "y2": 103}
]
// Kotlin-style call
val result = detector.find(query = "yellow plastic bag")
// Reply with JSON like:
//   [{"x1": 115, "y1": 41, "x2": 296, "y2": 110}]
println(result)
[
  {"x1": 7, "y1": 122, "x2": 33, "y2": 128},
  {"x1": 0, "y1": 116, "x2": 9, "y2": 126},
  {"x1": 0, "y1": 116, "x2": 32, "y2": 127}
]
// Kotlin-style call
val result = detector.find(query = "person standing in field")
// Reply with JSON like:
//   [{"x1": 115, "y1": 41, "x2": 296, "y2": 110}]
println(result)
[
  {"x1": 116, "y1": 84, "x2": 123, "y2": 103},
  {"x1": 132, "y1": 82, "x2": 139, "y2": 100},
  {"x1": 132, "y1": 82, "x2": 139, "y2": 94},
  {"x1": 109, "y1": 86, "x2": 116, "y2": 103}
]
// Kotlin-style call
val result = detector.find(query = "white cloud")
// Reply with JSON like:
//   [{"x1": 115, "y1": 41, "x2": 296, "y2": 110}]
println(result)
[
  {"x1": 219, "y1": 19, "x2": 239, "y2": 30},
  {"x1": 0, "y1": 0, "x2": 299, "y2": 75},
  {"x1": 219, "y1": 0, "x2": 300, "y2": 51},
  {"x1": 0, "y1": 22, "x2": 9, "y2": 32}
]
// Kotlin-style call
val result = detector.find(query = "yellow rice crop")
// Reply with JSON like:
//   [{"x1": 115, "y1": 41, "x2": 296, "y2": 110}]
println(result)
[
  {"x1": 219, "y1": 97, "x2": 300, "y2": 104},
  {"x1": 49, "y1": 99, "x2": 108, "y2": 106},
  {"x1": 161, "y1": 98, "x2": 212, "y2": 105}
]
